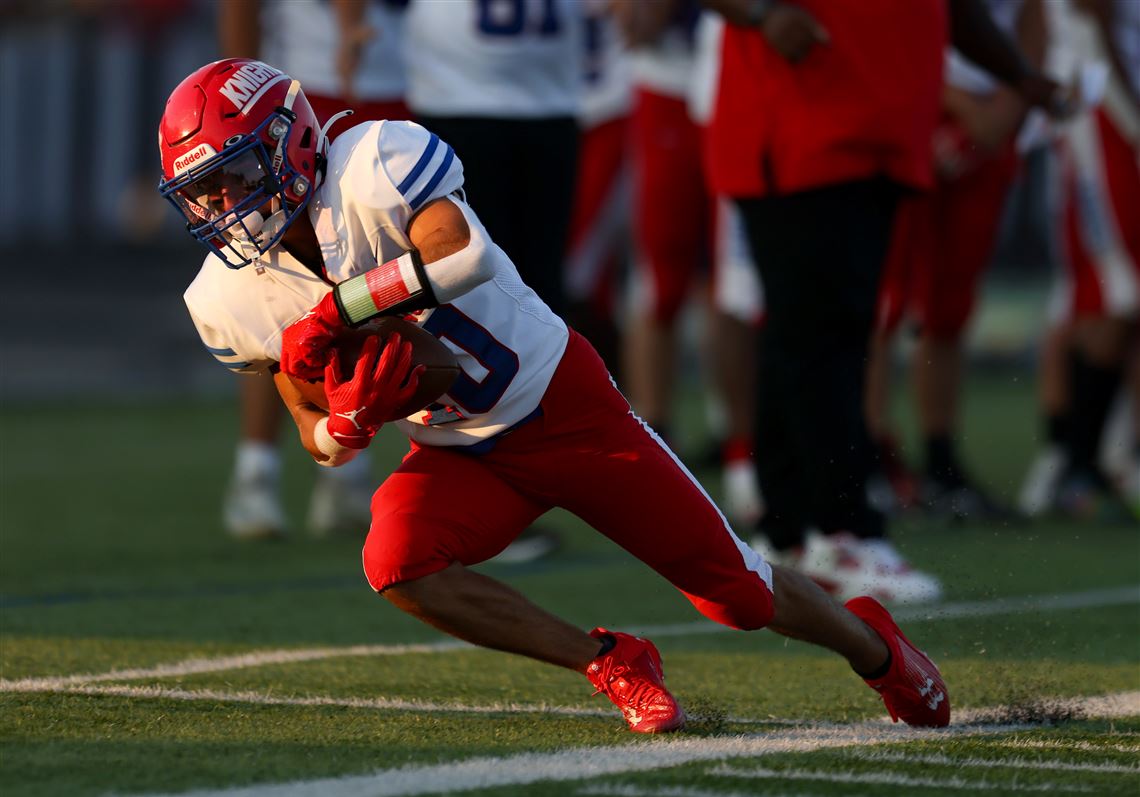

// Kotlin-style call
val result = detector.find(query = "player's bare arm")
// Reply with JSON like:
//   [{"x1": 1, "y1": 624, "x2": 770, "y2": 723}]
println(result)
[
  {"x1": 273, "y1": 369, "x2": 337, "y2": 464},
  {"x1": 408, "y1": 196, "x2": 471, "y2": 263}
]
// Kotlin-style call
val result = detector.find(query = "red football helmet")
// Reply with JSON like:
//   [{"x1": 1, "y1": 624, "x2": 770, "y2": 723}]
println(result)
[{"x1": 158, "y1": 59, "x2": 323, "y2": 268}]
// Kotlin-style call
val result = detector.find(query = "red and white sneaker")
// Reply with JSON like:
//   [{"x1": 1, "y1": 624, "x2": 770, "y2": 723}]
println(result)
[
  {"x1": 845, "y1": 596, "x2": 951, "y2": 727},
  {"x1": 585, "y1": 628, "x2": 686, "y2": 734}
]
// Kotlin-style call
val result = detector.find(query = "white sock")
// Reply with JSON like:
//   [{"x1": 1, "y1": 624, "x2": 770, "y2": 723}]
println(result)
[{"x1": 233, "y1": 441, "x2": 280, "y2": 483}]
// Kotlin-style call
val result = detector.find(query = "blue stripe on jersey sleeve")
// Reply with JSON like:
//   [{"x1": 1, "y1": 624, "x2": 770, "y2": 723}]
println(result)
[
  {"x1": 224, "y1": 361, "x2": 253, "y2": 371},
  {"x1": 396, "y1": 133, "x2": 440, "y2": 197},
  {"x1": 408, "y1": 145, "x2": 455, "y2": 211},
  {"x1": 205, "y1": 344, "x2": 237, "y2": 357}
]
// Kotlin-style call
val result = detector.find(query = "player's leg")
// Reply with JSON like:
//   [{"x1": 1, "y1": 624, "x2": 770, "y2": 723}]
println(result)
[
  {"x1": 708, "y1": 196, "x2": 764, "y2": 528},
  {"x1": 495, "y1": 331, "x2": 947, "y2": 725},
  {"x1": 1054, "y1": 108, "x2": 1140, "y2": 516},
  {"x1": 912, "y1": 149, "x2": 1020, "y2": 518},
  {"x1": 865, "y1": 196, "x2": 923, "y2": 514},
  {"x1": 224, "y1": 372, "x2": 287, "y2": 539},
  {"x1": 367, "y1": 441, "x2": 684, "y2": 732},
  {"x1": 564, "y1": 115, "x2": 630, "y2": 371},
  {"x1": 622, "y1": 88, "x2": 707, "y2": 440},
  {"x1": 364, "y1": 444, "x2": 594, "y2": 664}
]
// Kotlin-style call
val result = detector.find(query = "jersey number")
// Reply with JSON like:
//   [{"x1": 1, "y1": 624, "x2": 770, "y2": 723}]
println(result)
[
  {"x1": 476, "y1": 0, "x2": 560, "y2": 37},
  {"x1": 421, "y1": 304, "x2": 520, "y2": 415}
]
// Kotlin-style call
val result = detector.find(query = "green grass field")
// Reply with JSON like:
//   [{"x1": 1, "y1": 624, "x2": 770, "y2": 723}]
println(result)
[{"x1": 2, "y1": 376, "x2": 1138, "y2": 796}]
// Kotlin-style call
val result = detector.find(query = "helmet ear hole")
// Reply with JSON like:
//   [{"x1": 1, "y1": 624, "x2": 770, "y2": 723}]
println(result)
[{"x1": 299, "y1": 127, "x2": 312, "y2": 149}]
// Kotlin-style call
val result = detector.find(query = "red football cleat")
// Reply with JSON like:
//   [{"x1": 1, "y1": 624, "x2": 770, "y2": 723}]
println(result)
[
  {"x1": 846, "y1": 596, "x2": 951, "y2": 727},
  {"x1": 586, "y1": 628, "x2": 686, "y2": 734}
]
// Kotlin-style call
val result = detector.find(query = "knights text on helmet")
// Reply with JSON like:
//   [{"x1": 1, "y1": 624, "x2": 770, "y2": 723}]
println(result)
[{"x1": 219, "y1": 62, "x2": 286, "y2": 115}]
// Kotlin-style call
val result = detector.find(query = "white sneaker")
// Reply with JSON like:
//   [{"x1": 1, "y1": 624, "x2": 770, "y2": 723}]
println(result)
[
  {"x1": 796, "y1": 532, "x2": 942, "y2": 605},
  {"x1": 308, "y1": 470, "x2": 375, "y2": 537},
  {"x1": 855, "y1": 538, "x2": 943, "y2": 605},
  {"x1": 491, "y1": 526, "x2": 561, "y2": 564},
  {"x1": 748, "y1": 534, "x2": 798, "y2": 568},
  {"x1": 723, "y1": 460, "x2": 766, "y2": 527},
  {"x1": 1018, "y1": 446, "x2": 1067, "y2": 517},
  {"x1": 223, "y1": 474, "x2": 287, "y2": 540}
]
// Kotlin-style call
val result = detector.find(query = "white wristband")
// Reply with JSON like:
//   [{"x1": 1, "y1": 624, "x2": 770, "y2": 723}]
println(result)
[{"x1": 313, "y1": 416, "x2": 359, "y2": 467}]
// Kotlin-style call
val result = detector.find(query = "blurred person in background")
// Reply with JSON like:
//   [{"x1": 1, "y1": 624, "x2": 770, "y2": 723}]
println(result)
[
  {"x1": 703, "y1": 0, "x2": 1069, "y2": 603},
  {"x1": 562, "y1": 0, "x2": 632, "y2": 373},
  {"x1": 1021, "y1": 0, "x2": 1140, "y2": 521},
  {"x1": 401, "y1": 0, "x2": 583, "y2": 563},
  {"x1": 614, "y1": 1, "x2": 766, "y2": 530},
  {"x1": 864, "y1": 0, "x2": 1046, "y2": 522},
  {"x1": 689, "y1": 8, "x2": 767, "y2": 529},
  {"x1": 216, "y1": 0, "x2": 409, "y2": 540},
  {"x1": 615, "y1": 0, "x2": 707, "y2": 450}
]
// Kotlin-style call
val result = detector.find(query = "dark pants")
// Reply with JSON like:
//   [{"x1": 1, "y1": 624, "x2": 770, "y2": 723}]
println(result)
[
  {"x1": 416, "y1": 115, "x2": 580, "y2": 316},
  {"x1": 737, "y1": 178, "x2": 901, "y2": 549}
]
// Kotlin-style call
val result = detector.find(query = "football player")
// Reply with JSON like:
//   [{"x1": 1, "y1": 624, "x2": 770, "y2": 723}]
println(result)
[
  {"x1": 159, "y1": 59, "x2": 951, "y2": 733},
  {"x1": 215, "y1": 0, "x2": 412, "y2": 540}
]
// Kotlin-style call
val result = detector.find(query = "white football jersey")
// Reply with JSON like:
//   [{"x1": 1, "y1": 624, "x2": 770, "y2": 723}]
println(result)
[
  {"x1": 629, "y1": 8, "x2": 698, "y2": 99},
  {"x1": 185, "y1": 120, "x2": 569, "y2": 448},
  {"x1": 260, "y1": 0, "x2": 406, "y2": 101},
  {"x1": 403, "y1": 0, "x2": 581, "y2": 117}
]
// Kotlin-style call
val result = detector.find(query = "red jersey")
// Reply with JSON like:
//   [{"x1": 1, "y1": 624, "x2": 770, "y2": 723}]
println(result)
[{"x1": 706, "y1": 0, "x2": 947, "y2": 197}]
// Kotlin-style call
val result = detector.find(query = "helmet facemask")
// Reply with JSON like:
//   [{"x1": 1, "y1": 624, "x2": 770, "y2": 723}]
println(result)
[{"x1": 159, "y1": 108, "x2": 312, "y2": 269}]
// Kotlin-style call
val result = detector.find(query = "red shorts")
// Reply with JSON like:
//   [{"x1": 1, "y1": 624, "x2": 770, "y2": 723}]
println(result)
[
  {"x1": 1056, "y1": 107, "x2": 1140, "y2": 320},
  {"x1": 631, "y1": 89, "x2": 713, "y2": 324},
  {"x1": 362, "y1": 331, "x2": 775, "y2": 631},
  {"x1": 876, "y1": 139, "x2": 1019, "y2": 338},
  {"x1": 565, "y1": 116, "x2": 631, "y2": 313},
  {"x1": 306, "y1": 94, "x2": 412, "y2": 143}
]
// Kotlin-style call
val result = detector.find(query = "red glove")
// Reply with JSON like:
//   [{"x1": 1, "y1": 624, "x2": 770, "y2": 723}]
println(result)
[
  {"x1": 324, "y1": 333, "x2": 425, "y2": 448},
  {"x1": 281, "y1": 292, "x2": 346, "y2": 381}
]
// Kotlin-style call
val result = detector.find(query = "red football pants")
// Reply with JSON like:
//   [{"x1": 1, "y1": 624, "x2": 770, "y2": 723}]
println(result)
[{"x1": 362, "y1": 331, "x2": 775, "y2": 631}]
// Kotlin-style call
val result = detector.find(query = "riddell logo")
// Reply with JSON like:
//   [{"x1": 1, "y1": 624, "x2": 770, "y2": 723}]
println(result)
[
  {"x1": 173, "y1": 143, "x2": 217, "y2": 175},
  {"x1": 219, "y1": 61, "x2": 284, "y2": 113}
]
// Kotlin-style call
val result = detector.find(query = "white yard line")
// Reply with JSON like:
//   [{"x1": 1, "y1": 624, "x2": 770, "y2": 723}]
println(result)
[
  {"x1": 19, "y1": 683, "x2": 1137, "y2": 732},
  {"x1": 124, "y1": 692, "x2": 1140, "y2": 797},
  {"x1": 705, "y1": 764, "x2": 1094, "y2": 792},
  {"x1": 631, "y1": 584, "x2": 1140, "y2": 638},
  {"x1": 3, "y1": 585, "x2": 1136, "y2": 693},
  {"x1": 0, "y1": 641, "x2": 464, "y2": 692},
  {"x1": 846, "y1": 750, "x2": 1140, "y2": 774},
  {"x1": 133, "y1": 722, "x2": 1019, "y2": 797},
  {"x1": 955, "y1": 692, "x2": 1140, "y2": 724},
  {"x1": 578, "y1": 787, "x2": 801, "y2": 797},
  {"x1": 31, "y1": 683, "x2": 611, "y2": 719},
  {"x1": 995, "y1": 739, "x2": 1140, "y2": 754}
]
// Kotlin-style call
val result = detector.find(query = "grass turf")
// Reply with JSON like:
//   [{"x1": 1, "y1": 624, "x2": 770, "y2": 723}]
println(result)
[{"x1": 1, "y1": 375, "x2": 1138, "y2": 796}]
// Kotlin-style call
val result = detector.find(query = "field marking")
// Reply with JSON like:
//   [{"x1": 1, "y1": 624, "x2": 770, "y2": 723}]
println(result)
[
  {"x1": 9, "y1": 682, "x2": 1137, "y2": 733},
  {"x1": 579, "y1": 787, "x2": 803, "y2": 797},
  {"x1": 134, "y1": 722, "x2": 1029, "y2": 797},
  {"x1": 3, "y1": 584, "x2": 1136, "y2": 694},
  {"x1": 705, "y1": 764, "x2": 1094, "y2": 792},
  {"x1": 846, "y1": 750, "x2": 1140, "y2": 774},
  {"x1": 0, "y1": 641, "x2": 464, "y2": 692},
  {"x1": 125, "y1": 693, "x2": 1140, "y2": 797},
  {"x1": 631, "y1": 584, "x2": 1140, "y2": 638},
  {"x1": 19, "y1": 683, "x2": 612, "y2": 719},
  {"x1": 995, "y1": 739, "x2": 1140, "y2": 754}
]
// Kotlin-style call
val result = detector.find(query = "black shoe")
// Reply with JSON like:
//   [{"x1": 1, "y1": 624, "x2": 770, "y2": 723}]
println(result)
[{"x1": 921, "y1": 472, "x2": 1019, "y2": 523}]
